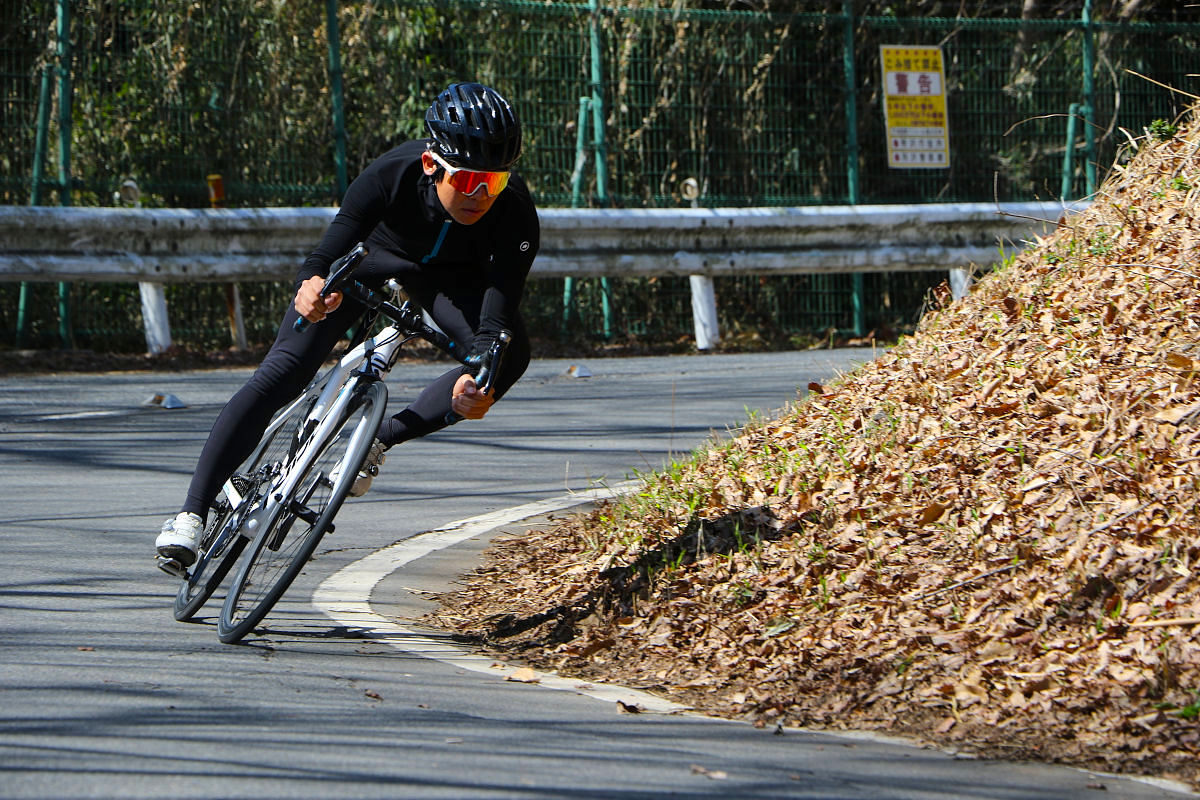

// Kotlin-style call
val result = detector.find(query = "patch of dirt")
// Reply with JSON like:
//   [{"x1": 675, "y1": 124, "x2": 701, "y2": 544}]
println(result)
[{"x1": 424, "y1": 109, "x2": 1200, "y2": 792}]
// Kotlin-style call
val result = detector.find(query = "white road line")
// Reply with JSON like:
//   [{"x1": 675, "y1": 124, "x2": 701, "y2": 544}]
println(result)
[
  {"x1": 312, "y1": 482, "x2": 690, "y2": 714},
  {"x1": 38, "y1": 410, "x2": 124, "y2": 420}
]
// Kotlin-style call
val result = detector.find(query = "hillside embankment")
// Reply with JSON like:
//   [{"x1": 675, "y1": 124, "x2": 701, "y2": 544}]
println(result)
[{"x1": 429, "y1": 111, "x2": 1200, "y2": 789}]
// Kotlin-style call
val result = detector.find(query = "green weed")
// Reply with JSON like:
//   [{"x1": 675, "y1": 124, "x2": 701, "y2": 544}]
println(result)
[{"x1": 1149, "y1": 118, "x2": 1177, "y2": 141}]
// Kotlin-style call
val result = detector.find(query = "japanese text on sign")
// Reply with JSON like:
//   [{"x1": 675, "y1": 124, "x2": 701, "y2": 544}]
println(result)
[{"x1": 880, "y1": 45, "x2": 950, "y2": 169}]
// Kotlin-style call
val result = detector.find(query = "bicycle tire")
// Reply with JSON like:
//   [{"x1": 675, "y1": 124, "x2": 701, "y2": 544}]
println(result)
[
  {"x1": 205, "y1": 391, "x2": 326, "y2": 632},
  {"x1": 173, "y1": 426, "x2": 298, "y2": 622},
  {"x1": 217, "y1": 379, "x2": 388, "y2": 644},
  {"x1": 172, "y1": 500, "x2": 245, "y2": 621}
]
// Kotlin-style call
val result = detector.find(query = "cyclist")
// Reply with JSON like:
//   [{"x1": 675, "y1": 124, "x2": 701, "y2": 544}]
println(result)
[{"x1": 157, "y1": 82, "x2": 538, "y2": 569}]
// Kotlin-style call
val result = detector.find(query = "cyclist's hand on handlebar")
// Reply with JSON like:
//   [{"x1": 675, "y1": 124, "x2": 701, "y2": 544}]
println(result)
[
  {"x1": 451, "y1": 373, "x2": 495, "y2": 420},
  {"x1": 294, "y1": 275, "x2": 343, "y2": 324}
]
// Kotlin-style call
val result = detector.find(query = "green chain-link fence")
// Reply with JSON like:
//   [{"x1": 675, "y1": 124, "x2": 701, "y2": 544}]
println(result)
[{"x1": 3, "y1": 1, "x2": 1199, "y2": 352}]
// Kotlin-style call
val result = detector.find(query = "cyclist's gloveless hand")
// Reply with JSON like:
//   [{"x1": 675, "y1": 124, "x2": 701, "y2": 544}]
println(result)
[
  {"x1": 294, "y1": 274, "x2": 343, "y2": 323},
  {"x1": 451, "y1": 374, "x2": 495, "y2": 420}
]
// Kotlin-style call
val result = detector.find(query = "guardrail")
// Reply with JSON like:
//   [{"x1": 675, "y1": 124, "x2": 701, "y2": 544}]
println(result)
[{"x1": 0, "y1": 202, "x2": 1077, "y2": 352}]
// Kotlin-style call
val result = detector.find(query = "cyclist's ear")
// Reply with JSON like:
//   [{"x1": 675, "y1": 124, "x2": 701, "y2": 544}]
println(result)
[{"x1": 420, "y1": 151, "x2": 441, "y2": 179}]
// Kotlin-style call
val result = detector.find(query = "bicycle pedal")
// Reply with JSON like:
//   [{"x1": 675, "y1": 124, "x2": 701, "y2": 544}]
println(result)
[{"x1": 156, "y1": 555, "x2": 187, "y2": 579}]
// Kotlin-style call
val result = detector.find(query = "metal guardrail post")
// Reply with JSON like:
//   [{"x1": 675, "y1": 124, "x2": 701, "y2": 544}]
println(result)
[
  {"x1": 689, "y1": 275, "x2": 719, "y2": 349},
  {"x1": 123, "y1": 177, "x2": 173, "y2": 355},
  {"x1": 681, "y1": 178, "x2": 719, "y2": 350},
  {"x1": 138, "y1": 283, "x2": 173, "y2": 355}
]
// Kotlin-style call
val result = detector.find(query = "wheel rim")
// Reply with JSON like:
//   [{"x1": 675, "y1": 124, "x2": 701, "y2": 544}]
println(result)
[{"x1": 218, "y1": 383, "x2": 384, "y2": 640}]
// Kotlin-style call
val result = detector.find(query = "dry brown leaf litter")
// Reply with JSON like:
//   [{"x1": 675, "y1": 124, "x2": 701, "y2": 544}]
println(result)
[{"x1": 425, "y1": 113, "x2": 1200, "y2": 789}]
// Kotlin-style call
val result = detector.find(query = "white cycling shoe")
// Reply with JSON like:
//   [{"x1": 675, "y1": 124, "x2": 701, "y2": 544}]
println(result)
[
  {"x1": 332, "y1": 439, "x2": 387, "y2": 497},
  {"x1": 156, "y1": 511, "x2": 203, "y2": 569}
]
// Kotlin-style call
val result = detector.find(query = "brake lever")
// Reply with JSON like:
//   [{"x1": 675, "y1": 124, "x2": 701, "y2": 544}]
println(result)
[
  {"x1": 294, "y1": 242, "x2": 368, "y2": 333},
  {"x1": 443, "y1": 330, "x2": 512, "y2": 425},
  {"x1": 473, "y1": 331, "x2": 512, "y2": 396}
]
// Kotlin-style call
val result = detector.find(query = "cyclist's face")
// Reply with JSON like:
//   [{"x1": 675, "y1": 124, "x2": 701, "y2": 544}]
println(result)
[{"x1": 422, "y1": 151, "x2": 499, "y2": 226}]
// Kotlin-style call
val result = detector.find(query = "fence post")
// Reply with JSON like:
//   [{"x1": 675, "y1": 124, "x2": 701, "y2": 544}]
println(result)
[
  {"x1": 207, "y1": 174, "x2": 247, "y2": 350},
  {"x1": 842, "y1": 0, "x2": 865, "y2": 337},
  {"x1": 563, "y1": 96, "x2": 593, "y2": 337},
  {"x1": 55, "y1": 0, "x2": 74, "y2": 349},
  {"x1": 842, "y1": 0, "x2": 859, "y2": 206},
  {"x1": 326, "y1": 0, "x2": 348, "y2": 199},
  {"x1": 589, "y1": 0, "x2": 609, "y2": 205},
  {"x1": 589, "y1": 0, "x2": 613, "y2": 340},
  {"x1": 1081, "y1": 0, "x2": 1097, "y2": 196},
  {"x1": 18, "y1": 65, "x2": 54, "y2": 348},
  {"x1": 1062, "y1": 102, "x2": 1080, "y2": 199}
]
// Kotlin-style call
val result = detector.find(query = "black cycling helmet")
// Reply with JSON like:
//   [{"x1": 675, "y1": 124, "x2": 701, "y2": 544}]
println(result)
[{"x1": 424, "y1": 82, "x2": 522, "y2": 171}]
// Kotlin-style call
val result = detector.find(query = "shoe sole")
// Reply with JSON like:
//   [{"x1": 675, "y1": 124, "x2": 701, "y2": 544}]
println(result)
[{"x1": 157, "y1": 544, "x2": 197, "y2": 568}]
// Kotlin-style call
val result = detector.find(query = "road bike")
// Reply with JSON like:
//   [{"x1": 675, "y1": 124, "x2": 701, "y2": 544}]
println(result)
[{"x1": 162, "y1": 243, "x2": 509, "y2": 644}]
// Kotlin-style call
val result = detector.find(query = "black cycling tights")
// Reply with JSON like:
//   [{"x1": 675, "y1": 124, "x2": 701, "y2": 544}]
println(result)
[{"x1": 181, "y1": 289, "x2": 530, "y2": 520}]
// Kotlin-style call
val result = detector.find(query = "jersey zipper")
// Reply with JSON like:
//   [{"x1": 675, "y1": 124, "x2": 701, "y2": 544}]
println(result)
[{"x1": 421, "y1": 220, "x2": 452, "y2": 264}]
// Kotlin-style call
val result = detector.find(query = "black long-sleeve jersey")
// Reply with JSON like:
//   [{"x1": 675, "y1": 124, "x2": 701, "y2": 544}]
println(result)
[{"x1": 297, "y1": 139, "x2": 540, "y2": 352}]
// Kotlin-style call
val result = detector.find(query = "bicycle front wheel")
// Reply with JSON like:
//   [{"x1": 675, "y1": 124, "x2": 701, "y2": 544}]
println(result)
[{"x1": 217, "y1": 380, "x2": 388, "y2": 644}]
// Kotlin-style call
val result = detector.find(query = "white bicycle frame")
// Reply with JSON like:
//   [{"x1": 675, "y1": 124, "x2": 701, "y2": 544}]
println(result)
[{"x1": 226, "y1": 321, "x2": 406, "y2": 541}]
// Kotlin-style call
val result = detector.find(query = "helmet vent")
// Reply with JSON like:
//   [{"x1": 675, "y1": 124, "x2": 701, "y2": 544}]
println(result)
[{"x1": 425, "y1": 82, "x2": 522, "y2": 171}]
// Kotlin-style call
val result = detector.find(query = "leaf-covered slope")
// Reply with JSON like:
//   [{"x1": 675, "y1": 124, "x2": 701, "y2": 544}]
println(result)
[{"x1": 429, "y1": 115, "x2": 1200, "y2": 787}]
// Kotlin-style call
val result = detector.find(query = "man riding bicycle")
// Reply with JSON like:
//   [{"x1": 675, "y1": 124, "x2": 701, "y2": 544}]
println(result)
[{"x1": 157, "y1": 82, "x2": 538, "y2": 569}]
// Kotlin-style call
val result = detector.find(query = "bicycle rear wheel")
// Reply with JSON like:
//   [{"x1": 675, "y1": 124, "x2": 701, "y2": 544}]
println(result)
[
  {"x1": 217, "y1": 380, "x2": 387, "y2": 644},
  {"x1": 173, "y1": 479, "x2": 252, "y2": 621}
]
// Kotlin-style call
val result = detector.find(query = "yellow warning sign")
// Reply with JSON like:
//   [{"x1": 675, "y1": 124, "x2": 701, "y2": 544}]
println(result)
[{"x1": 881, "y1": 45, "x2": 950, "y2": 169}]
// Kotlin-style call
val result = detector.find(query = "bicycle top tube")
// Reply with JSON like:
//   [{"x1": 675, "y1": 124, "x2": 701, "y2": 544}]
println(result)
[{"x1": 341, "y1": 283, "x2": 467, "y2": 363}]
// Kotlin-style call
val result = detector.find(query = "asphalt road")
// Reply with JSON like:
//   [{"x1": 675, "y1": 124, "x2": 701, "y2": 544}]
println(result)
[{"x1": 0, "y1": 351, "x2": 1190, "y2": 799}]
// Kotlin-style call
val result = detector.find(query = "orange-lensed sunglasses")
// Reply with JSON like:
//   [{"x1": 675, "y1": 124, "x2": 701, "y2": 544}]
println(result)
[{"x1": 428, "y1": 150, "x2": 510, "y2": 197}]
